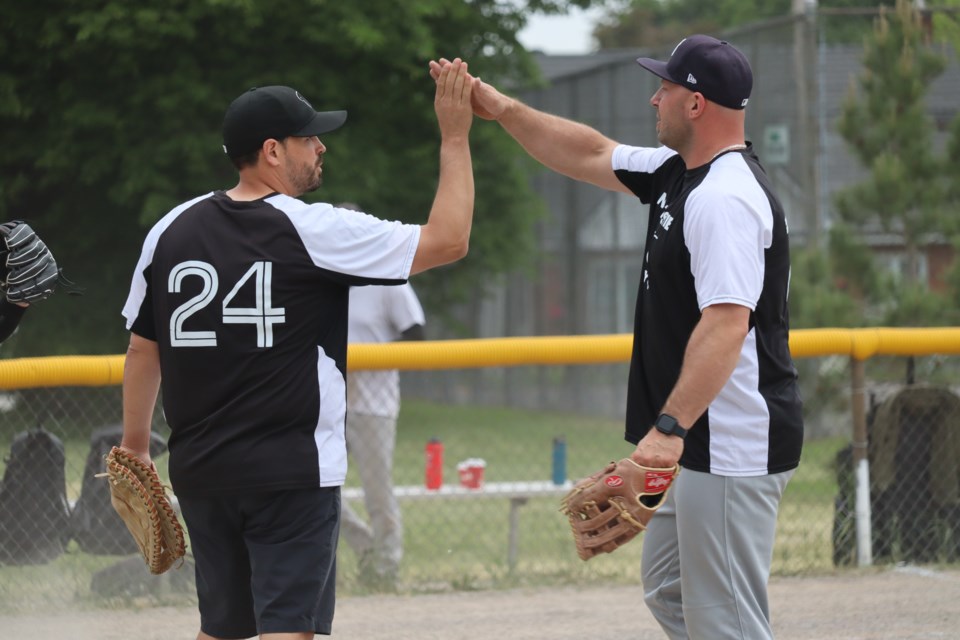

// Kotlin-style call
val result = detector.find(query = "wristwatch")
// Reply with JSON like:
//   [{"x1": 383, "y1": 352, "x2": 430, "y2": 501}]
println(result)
[{"x1": 653, "y1": 413, "x2": 687, "y2": 439}]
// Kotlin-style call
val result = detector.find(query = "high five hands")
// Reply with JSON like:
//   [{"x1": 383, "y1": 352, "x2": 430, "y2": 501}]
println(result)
[
  {"x1": 433, "y1": 57, "x2": 475, "y2": 139},
  {"x1": 429, "y1": 57, "x2": 510, "y2": 121}
]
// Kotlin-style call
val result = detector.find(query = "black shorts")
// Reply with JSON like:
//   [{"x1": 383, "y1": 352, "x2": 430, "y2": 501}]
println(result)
[{"x1": 178, "y1": 487, "x2": 340, "y2": 638}]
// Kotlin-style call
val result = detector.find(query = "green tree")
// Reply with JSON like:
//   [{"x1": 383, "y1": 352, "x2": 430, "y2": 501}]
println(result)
[
  {"x1": 592, "y1": 0, "x2": 884, "y2": 49},
  {"x1": 933, "y1": 0, "x2": 960, "y2": 305},
  {"x1": 932, "y1": 0, "x2": 960, "y2": 46},
  {"x1": 0, "y1": 0, "x2": 599, "y2": 356},
  {"x1": 834, "y1": 0, "x2": 959, "y2": 324},
  {"x1": 788, "y1": 247, "x2": 861, "y2": 329},
  {"x1": 594, "y1": 0, "x2": 789, "y2": 49}
]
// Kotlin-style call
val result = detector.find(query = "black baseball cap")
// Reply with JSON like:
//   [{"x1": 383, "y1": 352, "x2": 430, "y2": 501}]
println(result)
[
  {"x1": 222, "y1": 85, "x2": 347, "y2": 157},
  {"x1": 636, "y1": 35, "x2": 753, "y2": 110}
]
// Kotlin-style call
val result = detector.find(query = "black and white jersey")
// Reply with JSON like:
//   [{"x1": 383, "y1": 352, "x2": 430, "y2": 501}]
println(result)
[
  {"x1": 122, "y1": 191, "x2": 420, "y2": 497},
  {"x1": 613, "y1": 144, "x2": 803, "y2": 476}
]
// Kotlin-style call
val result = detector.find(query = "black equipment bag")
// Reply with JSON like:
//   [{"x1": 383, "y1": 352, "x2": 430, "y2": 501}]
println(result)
[
  {"x1": 0, "y1": 428, "x2": 71, "y2": 565},
  {"x1": 71, "y1": 424, "x2": 168, "y2": 555}
]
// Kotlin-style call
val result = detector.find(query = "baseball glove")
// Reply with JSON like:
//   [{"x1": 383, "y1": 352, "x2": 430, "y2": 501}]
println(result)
[
  {"x1": 0, "y1": 221, "x2": 65, "y2": 304},
  {"x1": 97, "y1": 446, "x2": 186, "y2": 574},
  {"x1": 560, "y1": 458, "x2": 679, "y2": 560}
]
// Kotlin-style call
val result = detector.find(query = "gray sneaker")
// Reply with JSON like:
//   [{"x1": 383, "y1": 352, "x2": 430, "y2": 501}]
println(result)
[{"x1": 357, "y1": 551, "x2": 398, "y2": 593}]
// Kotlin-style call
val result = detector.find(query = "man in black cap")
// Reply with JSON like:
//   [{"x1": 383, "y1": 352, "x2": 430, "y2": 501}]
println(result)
[
  {"x1": 120, "y1": 59, "x2": 476, "y2": 639},
  {"x1": 431, "y1": 35, "x2": 802, "y2": 639}
]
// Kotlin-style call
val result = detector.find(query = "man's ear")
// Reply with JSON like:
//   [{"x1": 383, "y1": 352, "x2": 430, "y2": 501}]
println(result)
[
  {"x1": 688, "y1": 93, "x2": 706, "y2": 119},
  {"x1": 262, "y1": 138, "x2": 283, "y2": 167}
]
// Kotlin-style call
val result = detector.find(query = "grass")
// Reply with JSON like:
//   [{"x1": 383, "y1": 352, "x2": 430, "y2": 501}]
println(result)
[
  {"x1": 0, "y1": 399, "x2": 854, "y2": 611},
  {"x1": 389, "y1": 399, "x2": 631, "y2": 486},
  {"x1": 774, "y1": 436, "x2": 847, "y2": 574},
  {"x1": 342, "y1": 401, "x2": 849, "y2": 590}
]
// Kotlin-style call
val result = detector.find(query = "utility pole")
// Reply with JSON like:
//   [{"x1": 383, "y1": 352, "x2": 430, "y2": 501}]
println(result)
[{"x1": 792, "y1": 0, "x2": 821, "y2": 249}]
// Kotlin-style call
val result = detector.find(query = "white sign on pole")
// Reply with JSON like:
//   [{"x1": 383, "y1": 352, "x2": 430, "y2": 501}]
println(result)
[{"x1": 763, "y1": 124, "x2": 790, "y2": 165}]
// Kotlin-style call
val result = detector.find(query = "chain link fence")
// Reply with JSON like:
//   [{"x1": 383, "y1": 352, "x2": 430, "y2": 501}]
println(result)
[
  {"x1": 832, "y1": 372, "x2": 960, "y2": 567},
  {"x1": 1, "y1": 348, "x2": 958, "y2": 613}
]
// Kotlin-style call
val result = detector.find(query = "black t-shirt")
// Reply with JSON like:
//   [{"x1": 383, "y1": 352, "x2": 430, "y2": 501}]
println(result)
[
  {"x1": 613, "y1": 144, "x2": 803, "y2": 476},
  {"x1": 123, "y1": 191, "x2": 420, "y2": 496}
]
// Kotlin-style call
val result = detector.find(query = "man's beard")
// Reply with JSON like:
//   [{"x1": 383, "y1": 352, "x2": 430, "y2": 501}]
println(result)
[{"x1": 290, "y1": 163, "x2": 323, "y2": 195}]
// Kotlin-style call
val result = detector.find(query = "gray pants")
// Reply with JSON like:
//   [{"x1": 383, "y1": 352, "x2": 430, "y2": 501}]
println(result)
[
  {"x1": 341, "y1": 412, "x2": 403, "y2": 577},
  {"x1": 642, "y1": 468, "x2": 794, "y2": 640}
]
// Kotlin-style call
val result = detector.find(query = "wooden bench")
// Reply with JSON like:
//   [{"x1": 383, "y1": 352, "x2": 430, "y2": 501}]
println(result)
[
  {"x1": 342, "y1": 481, "x2": 574, "y2": 569},
  {"x1": 104, "y1": 481, "x2": 573, "y2": 570}
]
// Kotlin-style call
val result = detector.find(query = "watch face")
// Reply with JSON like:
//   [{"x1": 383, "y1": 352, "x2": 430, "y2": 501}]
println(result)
[{"x1": 655, "y1": 414, "x2": 685, "y2": 437}]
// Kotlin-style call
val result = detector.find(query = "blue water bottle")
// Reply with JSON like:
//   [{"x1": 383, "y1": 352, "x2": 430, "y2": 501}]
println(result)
[{"x1": 552, "y1": 436, "x2": 567, "y2": 485}]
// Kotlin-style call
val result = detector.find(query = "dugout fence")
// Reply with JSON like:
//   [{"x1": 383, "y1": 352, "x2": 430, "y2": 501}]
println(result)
[{"x1": 0, "y1": 328, "x2": 958, "y2": 612}]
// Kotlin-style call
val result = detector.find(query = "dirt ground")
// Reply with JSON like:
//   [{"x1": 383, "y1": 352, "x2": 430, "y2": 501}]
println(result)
[{"x1": 4, "y1": 566, "x2": 959, "y2": 639}]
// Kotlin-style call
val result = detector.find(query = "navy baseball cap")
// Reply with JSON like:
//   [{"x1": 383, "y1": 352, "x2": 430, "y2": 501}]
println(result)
[
  {"x1": 636, "y1": 35, "x2": 753, "y2": 110},
  {"x1": 222, "y1": 85, "x2": 347, "y2": 157}
]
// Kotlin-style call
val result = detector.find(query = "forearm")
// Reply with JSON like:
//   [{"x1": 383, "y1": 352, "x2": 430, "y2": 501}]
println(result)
[
  {"x1": 661, "y1": 305, "x2": 750, "y2": 428},
  {"x1": 433, "y1": 136, "x2": 474, "y2": 250},
  {"x1": 497, "y1": 98, "x2": 622, "y2": 190},
  {"x1": 412, "y1": 136, "x2": 474, "y2": 274},
  {"x1": 121, "y1": 334, "x2": 162, "y2": 456}
]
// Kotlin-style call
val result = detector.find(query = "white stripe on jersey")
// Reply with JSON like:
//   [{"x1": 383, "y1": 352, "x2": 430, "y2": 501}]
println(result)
[
  {"x1": 122, "y1": 192, "x2": 215, "y2": 330},
  {"x1": 706, "y1": 328, "x2": 773, "y2": 475},
  {"x1": 314, "y1": 345, "x2": 347, "y2": 486},
  {"x1": 267, "y1": 195, "x2": 420, "y2": 281}
]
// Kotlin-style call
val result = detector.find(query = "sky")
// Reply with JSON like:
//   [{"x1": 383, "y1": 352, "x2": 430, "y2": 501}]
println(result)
[{"x1": 516, "y1": 6, "x2": 606, "y2": 55}]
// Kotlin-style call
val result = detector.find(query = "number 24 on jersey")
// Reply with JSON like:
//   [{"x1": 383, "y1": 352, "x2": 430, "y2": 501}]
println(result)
[{"x1": 168, "y1": 260, "x2": 285, "y2": 348}]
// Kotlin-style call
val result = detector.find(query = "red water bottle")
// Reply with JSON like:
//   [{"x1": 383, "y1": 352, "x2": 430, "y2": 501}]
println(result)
[{"x1": 425, "y1": 437, "x2": 443, "y2": 490}]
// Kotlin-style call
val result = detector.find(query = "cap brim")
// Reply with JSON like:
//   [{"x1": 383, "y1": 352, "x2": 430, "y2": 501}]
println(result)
[
  {"x1": 295, "y1": 110, "x2": 348, "y2": 137},
  {"x1": 636, "y1": 58, "x2": 676, "y2": 84}
]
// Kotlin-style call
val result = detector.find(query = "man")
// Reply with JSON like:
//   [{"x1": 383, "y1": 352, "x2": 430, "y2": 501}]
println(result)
[
  {"x1": 120, "y1": 59, "x2": 474, "y2": 639},
  {"x1": 431, "y1": 35, "x2": 802, "y2": 639},
  {"x1": 0, "y1": 222, "x2": 63, "y2": 343},
  {"x1": 0, "y1": 299, "x2": 27, "y2": 343},
  {"x1": 341, "y1": 271, "x2": 424, "y2": 591}
]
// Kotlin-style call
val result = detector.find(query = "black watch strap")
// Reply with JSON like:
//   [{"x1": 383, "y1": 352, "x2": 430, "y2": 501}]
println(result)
[{"x1": 654, "y1": 413, "x2": 687, "y2": 439}]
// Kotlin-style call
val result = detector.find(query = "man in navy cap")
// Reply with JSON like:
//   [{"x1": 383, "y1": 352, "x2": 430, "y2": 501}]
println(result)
[
  {"x1": 431, "y1": 35, "x2": 802, "y2": 639},
  {"x1": 120, "y1": 60, "x2": 476, "y2": 639}
]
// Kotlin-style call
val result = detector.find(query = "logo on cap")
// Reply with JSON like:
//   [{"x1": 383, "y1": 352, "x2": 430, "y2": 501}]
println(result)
[
  {"x1": 295, "y1": 91, "x2": 313, "y2": 109},
  {"x1": 686, "y1": 73, "x2": 698, "y2": 85}
]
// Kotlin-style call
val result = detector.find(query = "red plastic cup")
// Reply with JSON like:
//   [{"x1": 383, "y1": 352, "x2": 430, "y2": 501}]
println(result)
[{"x1": 457, "y1": 458, "x2": 486, "y2": 490}]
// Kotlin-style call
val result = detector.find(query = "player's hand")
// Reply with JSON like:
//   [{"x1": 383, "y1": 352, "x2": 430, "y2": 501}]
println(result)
[
  {"x1": 429, "y1": 58, "x2": 507, "y2": 121},
  {"x1": 434, "y1": 57, "x2": 474, "y2": 139},
  {"x1": 118, "y1": 443, "x2": 153, "y2": 469},
  {"x1": 630, "y1": 428, "x2": 684, "y2": 470}
]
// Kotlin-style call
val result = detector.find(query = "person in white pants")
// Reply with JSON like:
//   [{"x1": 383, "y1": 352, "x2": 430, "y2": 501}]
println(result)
[{"x1": 342, "y1": 275, "x2": 425, "y2": 590}]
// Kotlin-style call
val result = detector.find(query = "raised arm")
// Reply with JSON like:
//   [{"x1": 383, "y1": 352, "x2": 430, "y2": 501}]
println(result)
[
  {"x1": 411, "y1": 58, "x2": 475, "y2": 276},
  {"x1": 429, "y1": 58, "x2": 628, "y2": 194}
]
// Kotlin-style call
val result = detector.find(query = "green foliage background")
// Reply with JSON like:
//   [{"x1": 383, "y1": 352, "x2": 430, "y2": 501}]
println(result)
[
  {"x1": 0, "y1": 0, "x2": 601, "y2": 356},
  {"x1": 4, "y1": 0, "x2": 960, "y2": 354},
  {"x1": 593, "y1": 0, "x2": 889, "y2": 49}
]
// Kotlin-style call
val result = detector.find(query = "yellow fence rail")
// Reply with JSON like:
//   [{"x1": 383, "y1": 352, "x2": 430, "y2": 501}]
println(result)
[{"x1": 1, "y1": 328, "x2": 959, "y2": 389}]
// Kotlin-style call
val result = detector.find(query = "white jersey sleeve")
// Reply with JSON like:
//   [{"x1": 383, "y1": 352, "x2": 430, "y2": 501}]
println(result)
[
  {"x1": 683, "y1": 156, "x2": 773, "y2": 311},
  {"x1": 268, "y1": 195, "x2": 420, "y2": 281}
]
